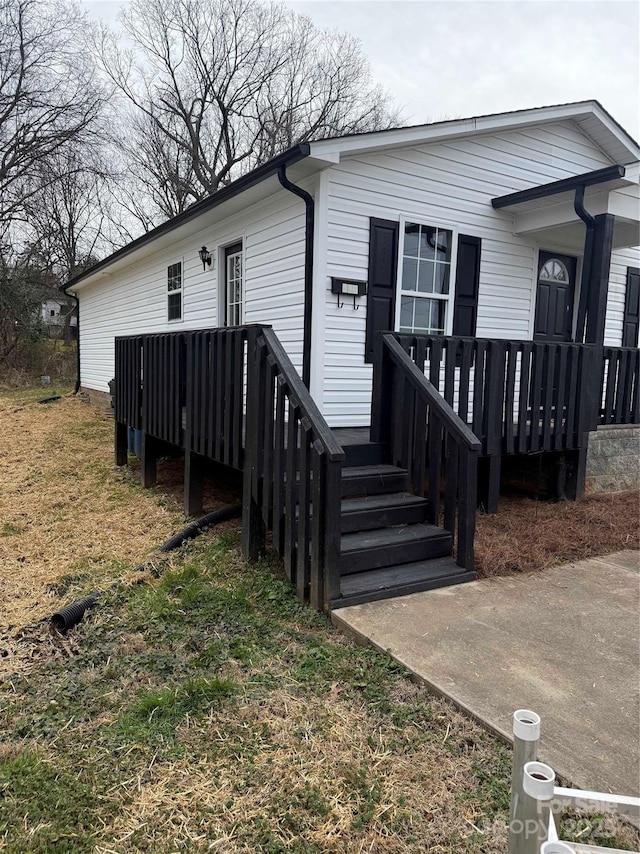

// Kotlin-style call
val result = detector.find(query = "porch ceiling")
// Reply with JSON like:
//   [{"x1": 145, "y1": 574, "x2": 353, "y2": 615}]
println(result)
[{"x1": 495, "y1": 168, "x2": 640, "y2": 250}]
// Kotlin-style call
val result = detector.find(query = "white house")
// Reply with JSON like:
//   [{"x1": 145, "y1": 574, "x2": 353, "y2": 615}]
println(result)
[
  {"x1": 41, "y1": 297, "x2": 77, "y2": 338},
  {"x1": 64, "y1": 100, "x2": 640, "y2": 428},
  {"x1": 66, "y1": 100, "x2": 640, "y2": 609}
]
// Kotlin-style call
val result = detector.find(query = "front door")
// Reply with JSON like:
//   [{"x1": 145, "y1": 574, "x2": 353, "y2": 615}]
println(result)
[{"x1": 533, "y1": 251, "x2": 577, "y2": 341}]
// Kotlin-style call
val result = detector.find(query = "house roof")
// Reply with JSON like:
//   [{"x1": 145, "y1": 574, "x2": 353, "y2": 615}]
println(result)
[
  {"x1": 63, "y1": 100, "x2": 640, "y2": 293},
  {"x1": 307, "y1": 100, "x2": 640, "y2": 164}
]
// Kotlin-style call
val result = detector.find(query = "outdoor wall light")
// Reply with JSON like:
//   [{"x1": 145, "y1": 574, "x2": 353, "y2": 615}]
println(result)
[{"x1": 198, "y1": 246, "x2": 212, "y2": 270}]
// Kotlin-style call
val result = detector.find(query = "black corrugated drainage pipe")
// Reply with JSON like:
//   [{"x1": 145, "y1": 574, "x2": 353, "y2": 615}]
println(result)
[
  {"x1": 277, "y1": 164, "x2": 314, "y2": 389},
  {"x1": 50, "y1": 503, "x2": 243, "y2": 632},
  {"x1": 158, "y1": 503, "x2": 242, "y2": 552},
  {"x1": 51, "y1": 593, "x2": 101, "y2": 632}
]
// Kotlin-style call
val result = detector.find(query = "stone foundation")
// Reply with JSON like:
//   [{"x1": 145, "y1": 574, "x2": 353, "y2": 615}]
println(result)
[
  {"x1": 81, "y1": 386, "x2": 112, "y2": 413},
  {"x1": 585, "y1": 424, "x2": 640, "y2": 493}
]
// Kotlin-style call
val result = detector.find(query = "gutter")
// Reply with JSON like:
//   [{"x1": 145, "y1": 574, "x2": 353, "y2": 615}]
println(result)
[
  {"x1": 573, "y1": 184, "x2": 595, "y2": 343},
  {"x1": 60, "y1": 143, "x2": 311, "y2": 294},
  {"x1": 70, "y1": 293, "x2": 80, "y2": 394},
  {"x1": 277, "y1": 164, "x2": 314, "y2": 389}
]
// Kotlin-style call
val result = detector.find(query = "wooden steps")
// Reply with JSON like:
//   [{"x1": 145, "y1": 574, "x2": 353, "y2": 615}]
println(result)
[
  {"x1": 340, "y1": 524, "x2": 452, "y2": 573},
  {"x1": 332, "y1": 557, "x2": 476, "y2": 609},
  {"x1": 340, "y1": 493, "x2": 429, "y2": 533},
  {"x1": 341, "y1": 464, "x2": 409, "y2": 497},
  {"x1": 327, "y1": 443, "x2": 477, "y2": 609}
]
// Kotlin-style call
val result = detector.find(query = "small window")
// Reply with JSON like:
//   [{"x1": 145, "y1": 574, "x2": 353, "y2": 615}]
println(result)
[
  {"x1": 50, "y1": 309, "x2": 55, "y2": 317},
  {"x1": 539, "y1": 258, "x2": 569, "y2": 283},
  {"x1": 167, "y1": 261, "x2": 182, "y2": 321},
  {"x1": 224, "y1": 243, "x2": 243, "y2": 326},
  {"x1": 398, "y1": 222, "x2": 452, "y2": 335}
]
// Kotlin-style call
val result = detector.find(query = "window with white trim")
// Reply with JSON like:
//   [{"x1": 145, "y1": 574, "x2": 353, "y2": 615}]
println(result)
[
  {"x1": 224, "y1": 242, "x2": 243, "y2": 326},
  {"x1": 398, "y1": 222, "x2": 452, "y2": 335},
  {"x1": 167, "y1": 261, "x2": 182, "y2": 321}
]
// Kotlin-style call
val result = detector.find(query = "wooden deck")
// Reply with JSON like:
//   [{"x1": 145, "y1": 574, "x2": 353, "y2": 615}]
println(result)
[{"x1": 113, "y1": 327, "x2": 639, "y2": 610}]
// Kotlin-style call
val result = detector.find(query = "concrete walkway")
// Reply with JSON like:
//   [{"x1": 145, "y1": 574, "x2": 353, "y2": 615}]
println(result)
[{"x1": 333, "y1": 551, "x2": 640, "y2": 796}]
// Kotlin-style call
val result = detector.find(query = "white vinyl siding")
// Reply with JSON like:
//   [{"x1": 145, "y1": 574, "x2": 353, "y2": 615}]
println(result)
[
  {"x1": 78, "y1": 183, "x2": 307, "y2": 394},
  {"x1": 606, "y1": 248, "x2": 640, "y2": 346},
  {"x1": 322, "y1": 120, "x2": 624, "y2": 426}
]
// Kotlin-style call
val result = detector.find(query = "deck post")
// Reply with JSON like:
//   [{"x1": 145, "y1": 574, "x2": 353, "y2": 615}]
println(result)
[
  {"x1": 115, "y1": 421, "x2": 128, "y2": 467},
  {"x1": 184, "y1": 450, "x2": 204, "y2": 517},
  {"x1": 371, "y1": 334, "x2": 393, "y2": 444},
  {"x1": 242, "y1": 328, "x2": 266, "y2": 560},
  {"x1": 478, "y1": 454, "x2": 501, "y2": 514},
  {"x1": 140, "y1": 432, "x2": 157, "y2": 488},
  {"x1": 564, "y1": 447, "x2": 587, "y2": 500}
]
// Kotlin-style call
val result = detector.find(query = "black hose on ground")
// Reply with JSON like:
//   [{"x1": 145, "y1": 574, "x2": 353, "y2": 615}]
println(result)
[
  {"x1": 158, "y1": 504, "x2": 243, "y2": 552},
  {"x1": 51, "y1": 593, "x2": 101, "y2": 632},
  {"x1": 50, "y1": 503, "x2": 243, "y2": 632},
  {"x1": 37, "y1": 396, "x2": 61, "y2": 404}
]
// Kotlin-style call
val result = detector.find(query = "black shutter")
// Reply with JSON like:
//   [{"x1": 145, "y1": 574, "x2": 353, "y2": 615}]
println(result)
[
  {"x1": 452, "y1": 234, "x2": 481, "y2": 337},
  {"x1": 365, "y1": 218, "x2": 399, "y2": 363},
  {"x1": 623, "y1": 267, "x2": 640, "y2": 348}
]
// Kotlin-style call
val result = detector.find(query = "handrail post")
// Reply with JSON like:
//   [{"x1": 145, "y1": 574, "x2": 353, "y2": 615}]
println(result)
[
  {"x1": 456, "y1": 445, "x2": 478, "y2": 569},
  {"x1": 242, "y1": 327, "x2": 266, "y2": 560},
  {"x1": 371, "y1": 333, "x2": 393, "y2": 443},
  {"x1": 323, "y1": 456, "x2": 343, "y2": 609}
]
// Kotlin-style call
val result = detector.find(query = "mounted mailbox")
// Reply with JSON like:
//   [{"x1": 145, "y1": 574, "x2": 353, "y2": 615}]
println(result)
[{"x1": 331, "y1": 277, "x2": 367, "y2": 309}]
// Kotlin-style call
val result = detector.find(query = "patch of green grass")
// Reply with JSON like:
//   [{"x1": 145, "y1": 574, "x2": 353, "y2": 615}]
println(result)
[
  {"x1": 4, "y1": 525, "x2": 638, "y2": 854},
  {"x1": 0, "y1": 522, "x2": 21, "y2": 536},
  {"x1": 112, "y1": 675, "x2": 236, "y2": 746},
  {"x1": 2, "y1": 385, "x2": 73, "y2": 406},
  {"x1": 0, "y1": 748, "x2": 106, "y2": 853}
]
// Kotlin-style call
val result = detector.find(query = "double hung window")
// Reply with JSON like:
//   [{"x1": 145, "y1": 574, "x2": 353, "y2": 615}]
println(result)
[
  {"x1": 398, "y1": 222, "x2": 452, "y2": 335},
  {"x1": 167, "y1": 261, "x2": 182, "y2": 321},
  {"x1": 225, "y1": 243, "x2": 243, "y2": 326}
]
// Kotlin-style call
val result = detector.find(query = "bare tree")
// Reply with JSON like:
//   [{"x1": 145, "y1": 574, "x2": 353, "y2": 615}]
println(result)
[
  {"x1": 0, "y1": 247, "x2": 46, "y2": 363},
  {"x1": 97, "y1": 0, "x2": 400, "y2": 222},
  {"x1": 0, "y1": 0, "x2": 106, "y2": 228},
  {"x1": 25, "y1": 148, "x2": 121, "y2": 279}
]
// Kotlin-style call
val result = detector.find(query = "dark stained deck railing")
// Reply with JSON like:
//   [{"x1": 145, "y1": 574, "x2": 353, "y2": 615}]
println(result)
[
  {"x1": 243, "y1": 327, "x2": 345, "y2": 610},
  {"x1": 115, "y1": 325, "x2": 345, "y2": 611},
  {"x1": 371, "y1": 334, "x2": 481, "y2": 572},
  {"x1": 114, "y1": 328, "x2": 250, "y2": 468},
  {"x1": 390, "y1": 334, "x2": 604, "y2": 455},
  {"x1": 600, "y1": 346, "x2": 640, "y2": 425},
  {"x1": 185, "y1": 328, "x2": 249, "y2": 469}
]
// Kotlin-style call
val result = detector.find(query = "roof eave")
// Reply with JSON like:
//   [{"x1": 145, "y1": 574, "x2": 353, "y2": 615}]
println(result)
[
  {"x1": 62, "y1": 143, "x2": 310, "y2": 293},
  {"x1": 308, "y1": 101, "x2": 640, "y2": 164},
  {"x1": 491, "y1": 165, "x2": 627, "y2": 209}
]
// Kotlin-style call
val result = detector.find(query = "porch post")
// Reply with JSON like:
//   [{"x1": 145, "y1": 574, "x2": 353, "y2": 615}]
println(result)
[
  {"x1": 115, "y1": 421, "x2": 128, "y2": 467},
  {"x1": 584, "y1": 213, "x2": 615, "y2": 346},
  {"x1": 140, "y1": 432, "x2": 157, "y2": 488}
]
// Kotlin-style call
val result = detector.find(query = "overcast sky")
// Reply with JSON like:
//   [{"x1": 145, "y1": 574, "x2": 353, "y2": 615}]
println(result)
[{"x1": 84, "y1": 0, "x2": 640, "y2": 139}]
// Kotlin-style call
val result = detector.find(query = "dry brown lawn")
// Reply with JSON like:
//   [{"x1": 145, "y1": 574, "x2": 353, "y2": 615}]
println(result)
[
  {"x1": 0, "y1": 391, "x2": 186, "y2": 676},
  {"x1": 1, "y1": 389, "x2": 638, "y2": 853}
]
